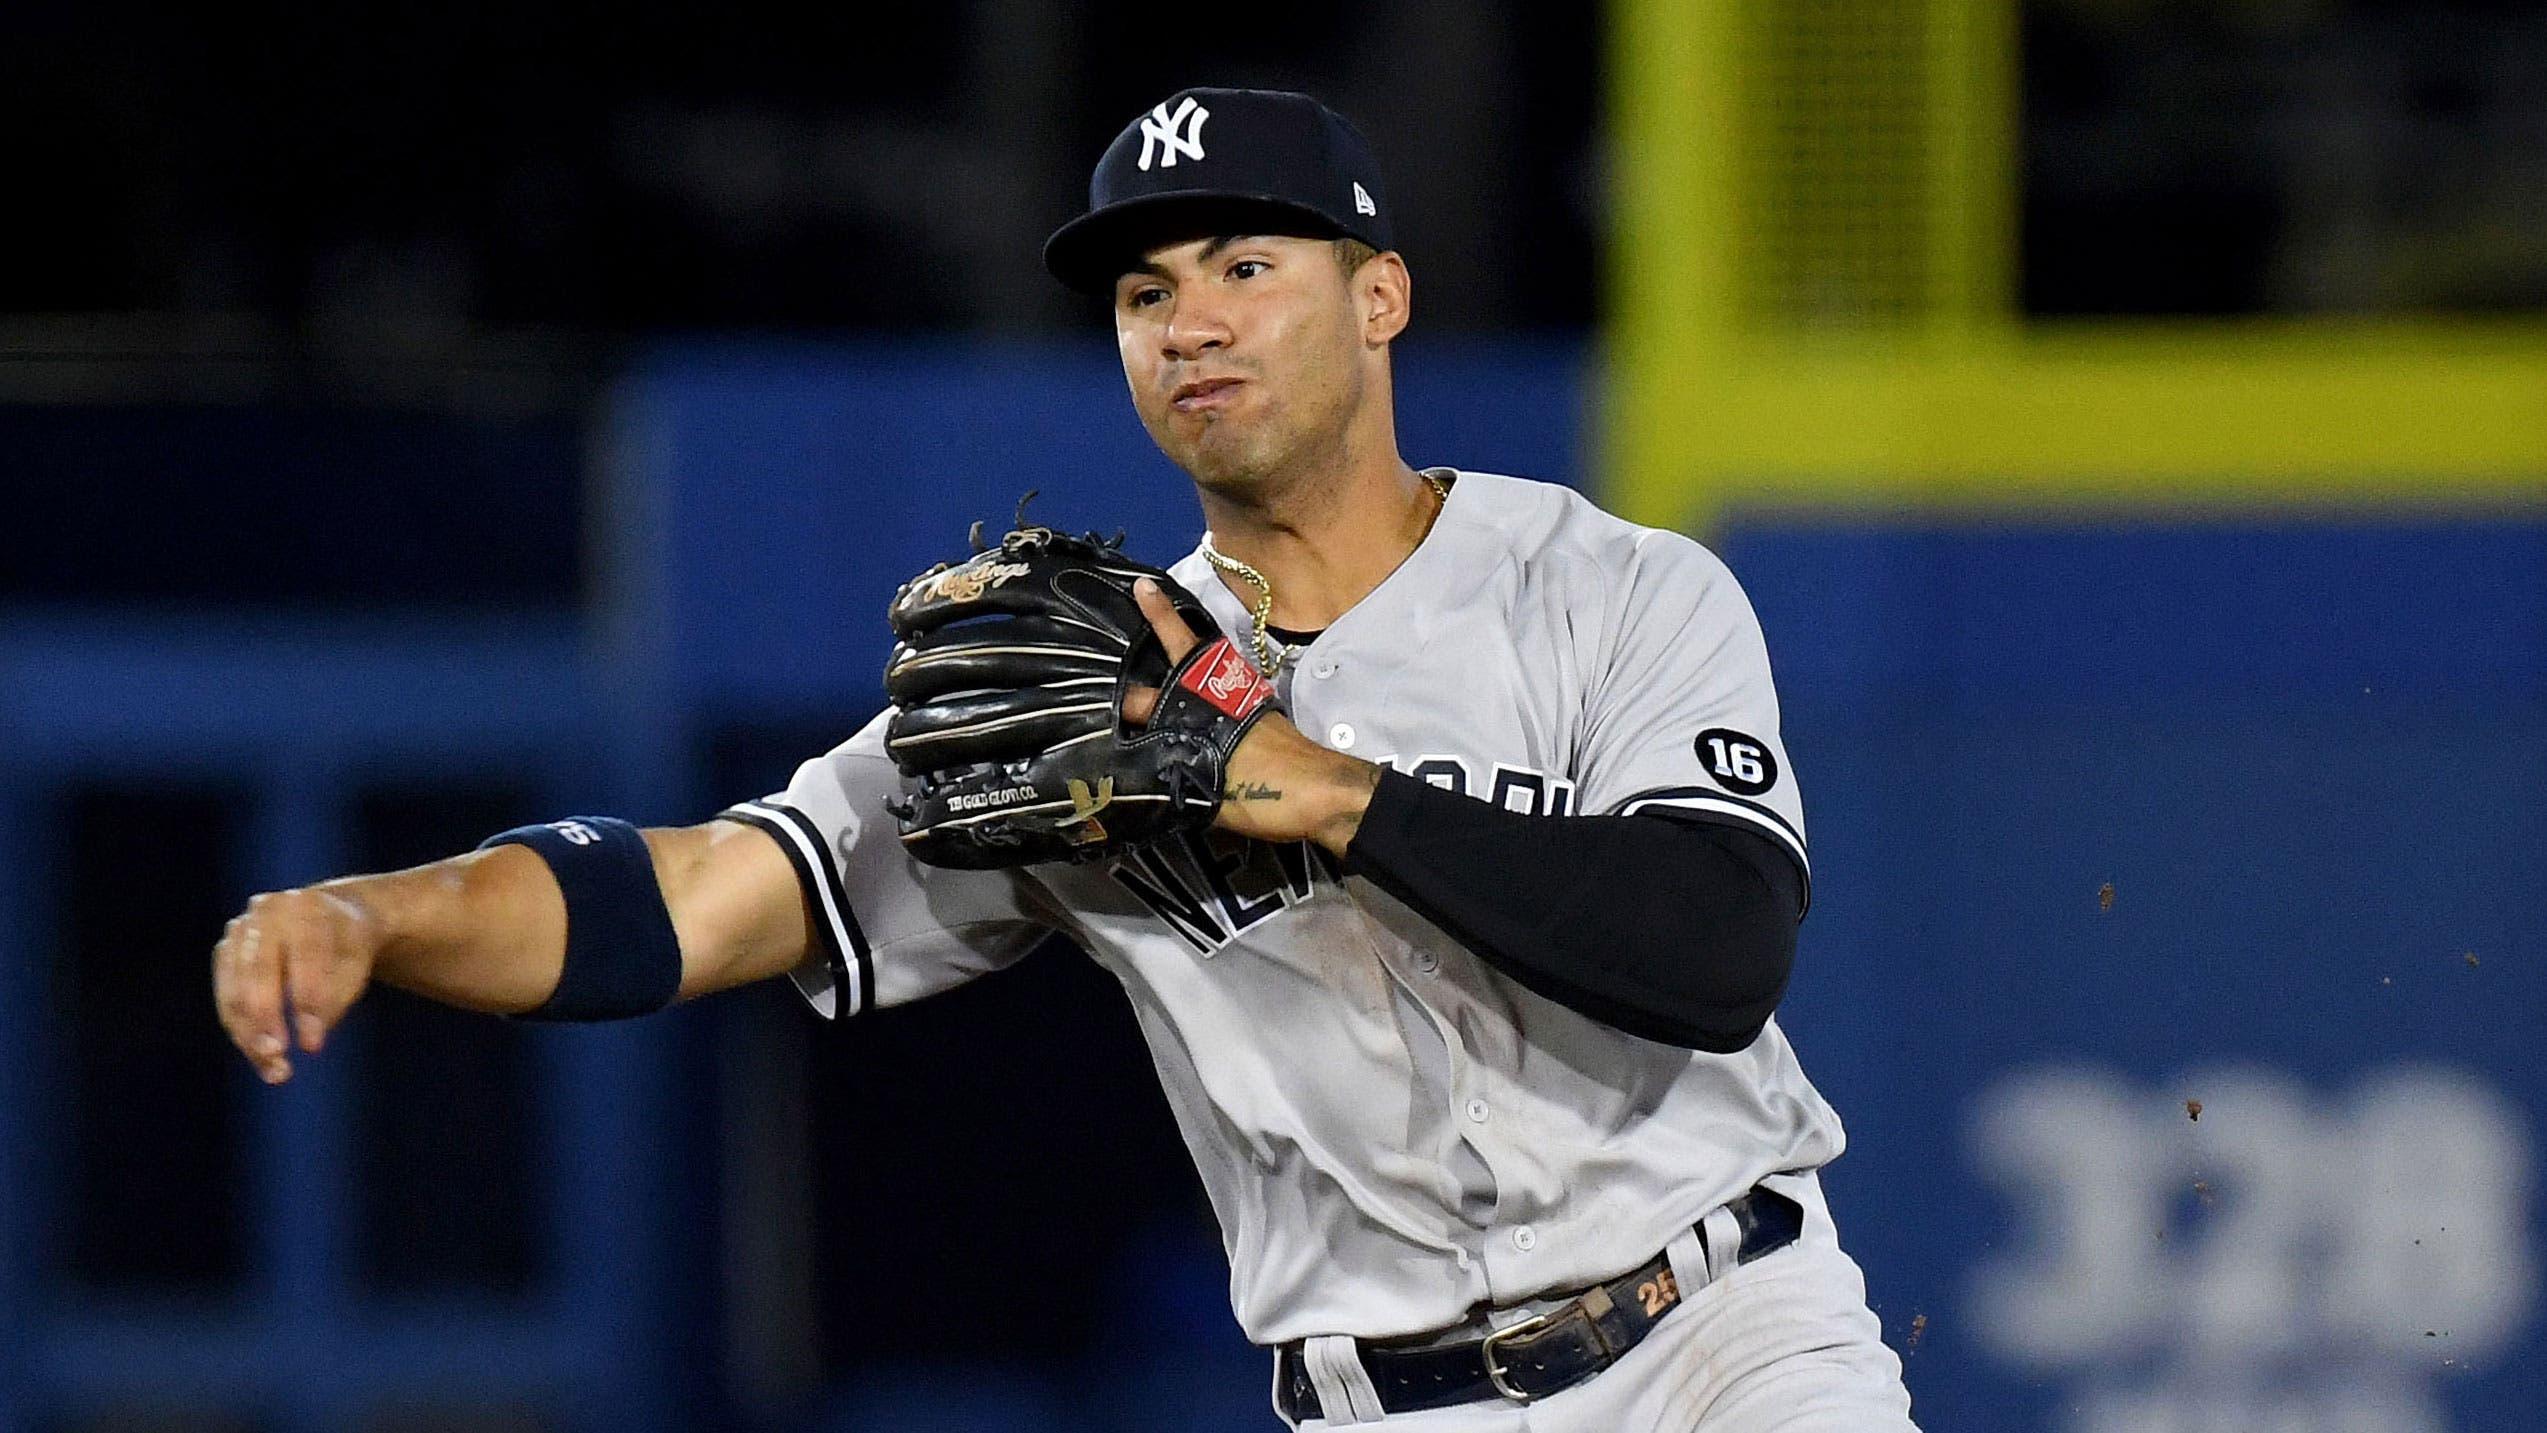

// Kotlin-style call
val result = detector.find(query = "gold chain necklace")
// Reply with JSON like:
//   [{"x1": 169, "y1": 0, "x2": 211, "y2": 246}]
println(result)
[{"x1": 1199, "y1": 471, "x2": 1450, "y2": 679}]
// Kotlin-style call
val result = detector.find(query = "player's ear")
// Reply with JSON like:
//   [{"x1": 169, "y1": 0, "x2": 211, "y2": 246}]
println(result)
[{"x1": 1360, "y1": 251, "x2": 1411, "y2": 347}]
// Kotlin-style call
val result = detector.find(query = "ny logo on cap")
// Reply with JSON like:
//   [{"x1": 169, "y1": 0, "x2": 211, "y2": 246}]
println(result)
[{"x1": 1137, "y1": 95, "x2": 1210, "y2": 171}]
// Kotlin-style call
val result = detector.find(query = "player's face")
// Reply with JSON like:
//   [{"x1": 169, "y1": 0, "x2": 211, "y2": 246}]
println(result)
[{"x1": 1114, "y1": 234, "x2": 1374, "y2": 490}]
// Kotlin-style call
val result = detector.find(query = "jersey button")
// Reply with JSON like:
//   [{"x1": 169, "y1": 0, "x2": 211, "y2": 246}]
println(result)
[
  {"x1": 1328, "y1": 722, "x2": 1357, "y2": 749},
  {"x1": 1511, "y1": 1226, "x2": 1538, "y2": 1253},
  {"x1": 1415, "y1": 951, "x2": 1440, "y2": 974},
  {"x1": 1312, "y1": 658, "x2": 1337, "y2": 679},
  {"x1": 1465, "y1": 1098, "x2": 1490, "y2": 1124}
]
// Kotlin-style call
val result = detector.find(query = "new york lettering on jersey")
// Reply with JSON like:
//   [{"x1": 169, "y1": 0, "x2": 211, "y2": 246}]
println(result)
[{"x1": 1099, "y1": 758, "x2": 1574, "y2": 956}]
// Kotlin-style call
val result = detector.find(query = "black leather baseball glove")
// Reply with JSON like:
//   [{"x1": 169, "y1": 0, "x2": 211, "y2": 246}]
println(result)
[{"x1": 882, "y1": 517, "x2": 1277, "y2": 869}]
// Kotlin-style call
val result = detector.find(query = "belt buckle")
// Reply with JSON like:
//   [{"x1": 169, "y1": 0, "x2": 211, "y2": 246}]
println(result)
[{"x1": 1479, "y1": 1311, "x2": 1553, "y2": 1403}]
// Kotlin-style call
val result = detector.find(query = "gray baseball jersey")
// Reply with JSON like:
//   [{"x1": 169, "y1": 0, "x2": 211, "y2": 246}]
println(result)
[{"x1": 721, "y1": 469, "x2": 1844, "y2": 1347}]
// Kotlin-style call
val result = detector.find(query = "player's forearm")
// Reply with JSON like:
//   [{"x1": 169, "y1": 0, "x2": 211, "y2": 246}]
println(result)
[
  {"x1": 1343, "y1": 770, "x2": 1802, "y2": 1052},
  {"x1": 370, "y1": 819, "x2": 809, "y2": 1012},
  {"x1": 346, "y1": 845, "x2": 568, "y2": 1013},
  {"x1": 218, "y1": 817, "x2": 809, "y2": 1083}
]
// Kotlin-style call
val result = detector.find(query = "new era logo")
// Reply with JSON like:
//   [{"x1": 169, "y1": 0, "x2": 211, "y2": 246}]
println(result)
[
  {"x1": 1353, "y1": 182, "x2": 1376, "y2": 217},
  {"x1": 1137, "y1": 96, "x2": 1210, "y2": 171}
]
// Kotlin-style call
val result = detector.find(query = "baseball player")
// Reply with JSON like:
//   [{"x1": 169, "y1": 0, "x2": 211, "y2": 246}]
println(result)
[{"x1": 212, "y1": 88, "x2": 1918, "y2": 1430}]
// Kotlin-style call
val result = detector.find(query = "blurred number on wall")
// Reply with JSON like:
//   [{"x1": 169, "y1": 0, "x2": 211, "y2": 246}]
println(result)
[{"x1": 1969, "y1": 1065, "x2": 2534, "y2": 1433}]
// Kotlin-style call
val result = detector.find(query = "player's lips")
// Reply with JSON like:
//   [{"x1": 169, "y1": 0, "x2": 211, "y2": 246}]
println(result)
[{"x1": 1170, "y1": 376, "x2": 1246, "y2": 412}]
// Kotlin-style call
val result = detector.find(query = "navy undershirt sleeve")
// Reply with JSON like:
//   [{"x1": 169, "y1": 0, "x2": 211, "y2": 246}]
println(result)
[{"x1": 1342, "y1": 769, "x2": 1803, "y2": 1053}]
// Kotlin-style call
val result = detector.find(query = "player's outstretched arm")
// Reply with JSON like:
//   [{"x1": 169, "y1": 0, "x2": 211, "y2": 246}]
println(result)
[{"x1": 211, "y1": 818, "x2": 810, "y2": 1085}]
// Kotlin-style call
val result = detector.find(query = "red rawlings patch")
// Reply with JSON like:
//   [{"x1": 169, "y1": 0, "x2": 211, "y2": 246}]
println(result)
[{"x1": 1176, "y1": 638, "x2": 1274, "y2": 721}]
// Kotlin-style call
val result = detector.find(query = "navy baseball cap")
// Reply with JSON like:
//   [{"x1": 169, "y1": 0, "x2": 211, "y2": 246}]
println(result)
[{"x1": 1044, "y1": 87, "x2": 1395, "y2": 294}]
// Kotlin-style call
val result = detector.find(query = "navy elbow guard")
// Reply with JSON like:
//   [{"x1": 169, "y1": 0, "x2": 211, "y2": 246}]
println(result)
[{"x1": 476, "y1": 817, "x2": 684, "y2": 1021}]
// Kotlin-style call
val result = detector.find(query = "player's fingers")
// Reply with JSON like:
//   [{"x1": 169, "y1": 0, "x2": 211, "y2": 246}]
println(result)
[
  {"x1": 230, "y1": 921, "x2": 285, "y2": 1050},
  {"x1": 1133, "y1": 579, "x2": 1199, "y2": 663},
  {"x1": 1124, "y1": 682, "x2": 1160, "y2": 725},
  {"x1": 285, "y1": 896, "x2": 367, "y2": 1054},
  {"x1": 285, "y1": 931, "x2": 335, "y2": 1055},
  {"x1": 219, "y1": 910, "x2": 294, "y2": 1083}
]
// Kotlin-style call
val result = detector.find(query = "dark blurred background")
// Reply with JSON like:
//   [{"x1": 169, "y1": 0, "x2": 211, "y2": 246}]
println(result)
[
  {"x1": 13, "y1": 1, "x2": 2547, "y2": 610},
  {"x1": 4, "y1": 4, "x2": 2544, "y2": 1432},
  {"x1": 12, "y1": 0, "x2": 2547, "y2": 609}
]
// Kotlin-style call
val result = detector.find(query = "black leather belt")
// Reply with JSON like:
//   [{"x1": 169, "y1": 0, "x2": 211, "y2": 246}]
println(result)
[{"x1": 1275, "y1": 1187, "x2": 1803, "y2": 1423}]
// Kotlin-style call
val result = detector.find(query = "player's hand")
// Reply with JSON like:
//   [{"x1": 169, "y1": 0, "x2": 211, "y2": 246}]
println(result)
[
  {"x1": 211, "y1": 883, "x2": 385, "y2": 1085},
  {"x1": 1125, "y1": 578, "x2": 1380, "y2": 853}
]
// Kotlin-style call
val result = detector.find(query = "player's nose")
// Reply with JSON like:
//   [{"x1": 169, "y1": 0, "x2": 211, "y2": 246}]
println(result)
[{"x1": 1160, "y1": 299, "x2": 1234, "y2": 361}]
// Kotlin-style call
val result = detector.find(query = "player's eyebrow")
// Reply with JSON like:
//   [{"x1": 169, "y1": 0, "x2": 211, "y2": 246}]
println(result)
[{"x1": 1127, "y1": 235, "x2": 1262, "y2": 279}]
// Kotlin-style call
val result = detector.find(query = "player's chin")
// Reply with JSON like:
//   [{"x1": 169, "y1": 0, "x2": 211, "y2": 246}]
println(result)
[
  {"x1": 1165, "y1": 422, "x2": 1265, "y2": 483},
  {"x1": 1147, "y1": 401, "x2": 1227, "y2": 445}
]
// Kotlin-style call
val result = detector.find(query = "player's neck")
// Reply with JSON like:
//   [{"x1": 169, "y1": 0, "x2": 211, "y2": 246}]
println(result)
[{"x1": 1197, "y1": 445, "x2": 1439, "y2": 632}]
